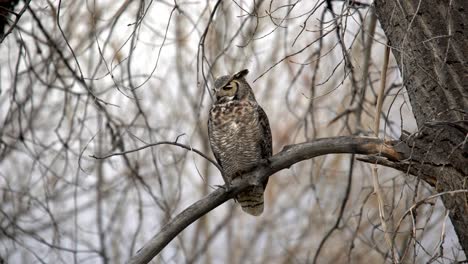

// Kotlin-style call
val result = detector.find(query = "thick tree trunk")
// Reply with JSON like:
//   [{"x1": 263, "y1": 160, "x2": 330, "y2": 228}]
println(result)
[{"x1": 374, "y1": 0, "x2": 468, "y2": 255}]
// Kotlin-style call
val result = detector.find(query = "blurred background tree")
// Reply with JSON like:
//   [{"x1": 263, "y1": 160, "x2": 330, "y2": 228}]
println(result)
[{"x1": 0, "y1": 0, "x2": 466, "y2": 263}]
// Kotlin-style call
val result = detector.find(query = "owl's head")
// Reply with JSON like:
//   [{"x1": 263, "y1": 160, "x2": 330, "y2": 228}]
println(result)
[{"x1": 213, "y1": 69, "x2": 256, "y2": 103}]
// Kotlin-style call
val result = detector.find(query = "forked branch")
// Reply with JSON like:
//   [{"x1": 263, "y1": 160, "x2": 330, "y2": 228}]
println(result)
[{"x1": 128, "y1": 136, "x2": 405, "y2": 264}]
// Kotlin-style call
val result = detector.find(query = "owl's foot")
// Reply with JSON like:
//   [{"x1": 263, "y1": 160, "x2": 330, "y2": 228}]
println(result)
[
  {"x1": 216, "y1": 183, "x2": 232, "y2": 193},
  {"x1": 259, "y1": 158, "x2": 271, "y2": 167}
]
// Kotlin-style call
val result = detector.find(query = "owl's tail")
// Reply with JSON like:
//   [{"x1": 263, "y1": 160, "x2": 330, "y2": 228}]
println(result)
[{"x1": 237, "y1": 185, "x2": 265, "y2": 216}]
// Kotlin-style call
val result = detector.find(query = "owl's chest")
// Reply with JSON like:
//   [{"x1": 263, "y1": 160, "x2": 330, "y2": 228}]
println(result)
[
  {"x1": 209, "y1": 100, "x2": 264, "y2": 174},
  {"x1": 210, "y1": 101, "x2": 258, "y2": 136}
]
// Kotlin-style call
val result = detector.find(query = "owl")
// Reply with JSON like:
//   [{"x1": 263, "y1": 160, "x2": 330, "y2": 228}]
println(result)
[{"x1": 208, "y1": 69, "x2": 272, "y2": 216}]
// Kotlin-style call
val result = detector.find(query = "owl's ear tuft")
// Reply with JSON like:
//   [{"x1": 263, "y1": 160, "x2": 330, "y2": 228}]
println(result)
[{"x1": 234, "y1": 69, "x2": 249, "y2": 79}]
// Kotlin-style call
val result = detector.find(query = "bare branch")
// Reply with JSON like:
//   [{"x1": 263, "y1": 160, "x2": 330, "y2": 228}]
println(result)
[
  {"x1": 128, "y1": 135, "x2": 402, "y2": 264},
  {"x1": 90, "y1": 141, "x2": 222, "y2": 172}
]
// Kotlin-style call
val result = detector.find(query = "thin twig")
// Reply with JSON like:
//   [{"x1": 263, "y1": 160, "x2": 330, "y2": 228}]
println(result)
[
  {"x1": 371, "y1": 38, "x2": 397, "y2": 262},
  {"x1": 90, "y1": 140, "x2": 222, "y2": 172}
]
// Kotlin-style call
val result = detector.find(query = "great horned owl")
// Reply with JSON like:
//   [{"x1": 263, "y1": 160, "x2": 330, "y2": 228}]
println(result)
[{"x1": 208, "y1": 69, "x2": 272, "y2": 216}]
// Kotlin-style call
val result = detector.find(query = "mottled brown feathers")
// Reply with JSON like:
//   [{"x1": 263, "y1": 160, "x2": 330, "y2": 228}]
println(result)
[{"x1": 208, "y1": 69, "x2": 272, "y2": 216}]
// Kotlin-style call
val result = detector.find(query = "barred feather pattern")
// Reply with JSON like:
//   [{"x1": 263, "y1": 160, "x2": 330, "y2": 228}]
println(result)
[{"x1": 208, "y1": 76, "x2": 272, "y2": 216}]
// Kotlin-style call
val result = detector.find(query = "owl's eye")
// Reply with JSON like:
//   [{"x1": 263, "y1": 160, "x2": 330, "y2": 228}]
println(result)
[{"x1": 223, "y1": 81, "x2": 238, "y2": 91}]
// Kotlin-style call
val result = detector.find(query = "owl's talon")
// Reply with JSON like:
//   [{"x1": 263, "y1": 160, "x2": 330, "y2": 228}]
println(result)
[
  {"x1": 216, "y1": 184, "x2": 232, "y2": 192},
  {"x1": 259, "y1": 158, "x2": 271, "y2": 167}
]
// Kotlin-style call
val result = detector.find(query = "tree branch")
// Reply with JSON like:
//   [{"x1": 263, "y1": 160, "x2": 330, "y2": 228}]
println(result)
[
  {"x1": 90, "y1": 140, "x2": 222, "y2": 172},
  {"x1": 128, "y1": 136, "x2": 403, "y2": 264}
]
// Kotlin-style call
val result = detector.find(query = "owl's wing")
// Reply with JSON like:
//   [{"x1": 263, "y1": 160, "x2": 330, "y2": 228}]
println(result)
[
  {"x1": 257, "y1": 106, "x2": 272, "y2": 158},
  {"x1": 207, "y1": 117, "x2": 224, "y2": 170},
  {"x1": 208, "y1": 117, "x2": 231, "y2": 185},
  {"x1": 257, "y1": 105, "x2": 272, "y2": 189}
]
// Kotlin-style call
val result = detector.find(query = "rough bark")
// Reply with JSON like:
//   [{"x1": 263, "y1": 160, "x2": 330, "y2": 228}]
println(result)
[{"x1": 375, "y1": 0, "x2": 468, "y2": 255}]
